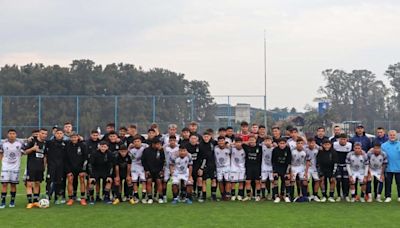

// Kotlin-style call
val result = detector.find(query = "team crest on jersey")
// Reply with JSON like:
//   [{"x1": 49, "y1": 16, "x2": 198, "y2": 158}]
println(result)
[
  {"x1": 77, "y1": 147, "x2": 82, "y2": 155},
  {"x1": 256, "y1": 148, "x2": 259, "y2": 153},
  {"x1": 218, "y1": 157, "x2": 225, "y2": 165}
]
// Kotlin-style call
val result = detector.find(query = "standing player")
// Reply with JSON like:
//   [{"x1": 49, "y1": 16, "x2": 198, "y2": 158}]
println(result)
[
  {"x1": 65, "y1": 134, "x2": 88, "y2": 206},
  {"x1": 162, "y1": 135, "x2": 179, "y2": 203},
  {"x1": 170, "y1": 146, "x2": 194, "y2": 204},
  {"x1": 141, "y1": 139, "x2": 165, "y2": 204},
  {"x1": 129, "y1": 135, "x2": 149, "y2": 203},
  {"x1": 24, "y1": 128, "x2": 48, "y2": 208},
  {"x1": 214, "y1": 136, "x2": 232, "y2": 201},
  {"x1": 112, "y1": 145, "x2": 133, "y2": 205},
  {"x1": 346, "y1": 143, "x2": 369, "y2": 202},
  {"x1": 200, "y1": 131, "x2": 217, "y2": 202},
  {"x1": 230, "y1": 138, "x2": 246, "y2": 201},
  {"x1": 316, "y1": 139, "x2": 338, "y2": 202},
  {"x1": 271, "y1": 138, "x2": 292, "y2": 203},
  {"x1": 0, "y1": 129, "x2": 24, "y2": 208},
  {"x1": 243, "y1": 136, "x2": 262, "y2": 201},
  {"x1": 304, "y1": 138, "x2": 320, "y2": 201},
  {"x1": 261, "y1": 136, "x2": 274, "y2": 200},
  {"x1": 290, "y1": 138, "x2": 308, "y2": 201},
  {"x1": 333, "y1": 134, "x2": 352, "y2": 202},
  {"x1": 366, "y1": 143, "x2": 387, "y2": 202},
  {"x1": 88, "y1": 141, "x2": 113, "y2": 204},
  {"x1": 185, "y1": 134, "x2": 206, "y2": 200}
]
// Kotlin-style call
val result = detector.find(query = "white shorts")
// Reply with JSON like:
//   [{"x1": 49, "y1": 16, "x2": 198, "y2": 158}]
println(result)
[
  {"x1": 291, "y1": 166, "x2": 306, "y2": 181},
  {"x1": 350, "y1": 172, "x2": 367, "y2": 184},
  {"x1": 217, "y1": 168, "x2": 230, "y2": 182},
  {"x1": 370, "y1": 171, "x2": 382, "y2": 181},
  {"x1": 1, "y1": 169, "x2": 20, "y2": 184},
  {"x1": 230, "y1": 170, "x2": 245, "y2": 182},
  {"x1": 307, "y1": 169, "x2": 320, "y2": 181},
  {"x1": 163, "y1": 167, "x2": 170, "y2": 182},
  {"x1": 131, "y1": 167, "x2": 145, "y2": 183},
  {"x1": 261, "y1": 170, "x2": 273, "y2": 182},
  {"x1": 172, "y1": 173, "x2": 192, "y2": 185}
]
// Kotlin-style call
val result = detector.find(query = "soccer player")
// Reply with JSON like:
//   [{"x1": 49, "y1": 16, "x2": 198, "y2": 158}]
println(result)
[
  {"x1": 346, "y1": 142, "x2": 369, "y2": 202},
  {"x1": 141, "y1": 139, "x2": 165, "y2": 204},
  {"x1": 304, "y1": 138, "x2": 320, "y2": 201},
  {"x1": 170, "y1": 146, "x2": 194, "y2": 204},
  {"x1": 316, "y1": 139, "x2": 338, "y2": 202},
  {"x1": 101, "y1": 123, "x2": 116, "y2": 141},
  {"x1": 24, "y1": 128, "x2": 48, "y2": 208},
  {"x1": 214, "y1": 136, "x2": 232, "y2": 201},
  {"x1": 314, "y1": 127, "x2": 329, "y2": 146},
  {"x1": 226, "y1": 127, "x2": 236, "y2": 143},
  {"x1": 333, "y1": 133, "x2": 352, "y2": 202},
  {"x1": 271, "y1": 138, "x2": 292, "y2": 203},
  {"x1": 162, "y1": 135, "x2": 179, "y2": 202},
  {"x1": 185, "y1": 134, "x2": 206, "y2": 201},
  {"x1": 45, "y1": 128, "x2": 67, "y2": 204},
  {"x1": 230, "y1": 138, "x2": 246, "y2": 201},
  {"x1": 129, "y1": 135, "x2": 149, "y2": 203},
  {"x1": 200, "y1": 131, "x2": 217, "y2": 202},
  {"x1": 290, "y1": 138, "x2": 308, "y2": 201},
  {"x1": 0, "y1": 129, "x2": 24, "y2": 208},
  {"x1": 261, "y1": 136, "x2": 274, "y2": 200},
  {"x1": 112, "y1": 145, "x2": 133, "y2": 205},
  {"x1": 178, "y1": 127, "x2": 191, "y2": 147},
  {"x1": 329, "y1": 125, "x2": 342, "y2": 143},
  {"x1": 243, "y1": 135, "x2": 262, "y2": 201},
  {"x1": 88, "y1": 141, "x2": 113, "y2": 204},
  {"x1": 237, "y1": 121, "x2": 251, "y2": 142},
  {"x1": 367, "y1": 143, "x2": 387, "y2": 202},
  {"x1": 65, "y1": 133, "x2": 88, "y2": 206},
  {"x1": 162, "y1": 124, "x2": 180, "y2": 146},
  {"x1": 126, "y1": 124, "x2": 145, "y2": 144},
  {"x1": 118, "y1": 127, "x2": 129, "y2": 146}
]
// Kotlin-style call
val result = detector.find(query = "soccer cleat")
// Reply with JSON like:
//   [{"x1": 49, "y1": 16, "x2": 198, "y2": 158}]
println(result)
[
  {"x1": 54, "y1": 199, "x2": 62, "y2": 205},
  {"x1": 141, "y1": 198, "x2": 147, "y2": 204},
  {"x1": 397, "y1": 198, "x2": 400, "y2": 202},
  {"x1": 376, "y1": 197, "x2": 382, "y2": 203},
  {"x1": 89, "y1": 200, "x2": 95, "y2": 205},
  {"x1": 360, "y1": 197, "x2": 365, "y2": 203},
  {"x1": 320, "y1": 197, "x2": 327, "y2": 202},
  {"x1": 293, "y1": 196, "x2": 299, "y2": 202},
  {"x1": 60, "y1": 198, "x2": 66, "y2": 204},
  {"x1": 267, "y1": 194, "x2": 273, "y2": 201},
  {"x1": 328, "y1": 197, "x2": 335, "y2": 203},
  {"x1": 313, "y1": 196, "x2": 321, "y2": 202},
  {"x1": 147, "y1": 199, "x2": 153, "y2": 204},
  {"x1": 255, "y1": 196, "x2": 261, "y2": 202},
  {"x1": 186, "y1": 199, "x2": 193, "y2": 204},
  {"x1": 198, "y1": 198, "x2": 204, "y2": 203},
  {"x1": 237, "y1": 195, "x2": 243, "y2": 201},
  {"x1": 9, "y1": 202, "x2": 15, "y2": 208},
  {"x1": 284, "y1": 197, "x2": 291, "y2": 203},
  {"x1": 367, "y1": 196, "x2": 373, "y2": 203},
  {"x1": 66, "y1": 199, "x2": 74, "y2": 206},
  {"x1": 335, "y1": 197, "x2": 341, "y2": 202},
  {"x1": 80, "y1": 199, "x2": 87, "y2": 206},
  {"x1": 33, "y1": 202, "x2": 40, "y2": 208},
  {"x1": 0, "y1": 203, "x2": 5, "y2": 209},
  {"x1": 171, "y1": 198, "x2": 178, "y2": 204},
  {"x1": 231, "y1": 196, "x2": 236, "y2": 201},
  {"x1": 242, "y1": 196, "x2": 251, "y2": 202},
  {"x1": 26, "y1": 203, "x2": 34, "y2": 209},
  {"x1": 129, "y1": 198, "x2": 136, "y2": 205},
  {"x1": 158, "y1": 198, "x2": 164, "y2": 204},
  {"x1": 309, "y1": 195, "x2": 315, "y2": 201},
  {"x1": 350, "y1": 198, "x2": 355, "y2": 203},
  {"x1": 122, "y1": 196, "x2": 127, "y2": 202},
  {"x1": 384, "y1": 197, "x2": 392, "y2": 203},
  {"x1": 163, "y1": 196, "x2": 168, "y2": 203},
  {"x1": 112, "y1": 198, "x2": 120, "y2": 205},
  {"x1": 104, "y1": 199, "x2": 112, "y2": 204},
  {"x1": 274, "y1": 197, "x2": 281, "y2": 203},
  {"x1": 345, "y1": 196, "x2": 351, "y2": 202}
]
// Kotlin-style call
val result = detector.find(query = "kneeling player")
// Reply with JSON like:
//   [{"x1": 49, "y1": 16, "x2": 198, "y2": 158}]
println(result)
[
  {"x1": 0, "y1": 129, "x2": 24, "y2": 208},
  {"x1": 346, "y1": 143, "x2": 369, "y2": 202},
  {"x1": 230, "y1": 138, "x2": 246, "y2": 201},
  {"x1": 88, "y1": 141, "x2": 113, "y2": 204},
  {"x1": 112, "y1": 145, "x2": 133, "y2": 205},
  {"x1": 271, "y1": 138, "x2": 292, "y2": 203},
  {"x1": 215, "y1": 136, "x2": 232, "y2": 201},
  {"x1": 367, "y1": 143, "x2": 387, "y2": 202},
  {"x1": 170, "y1": 146, "x2": 194, "y2": 204},
  {"x1": 261, "y1": 136, "x2": 274, "y2": 200}
]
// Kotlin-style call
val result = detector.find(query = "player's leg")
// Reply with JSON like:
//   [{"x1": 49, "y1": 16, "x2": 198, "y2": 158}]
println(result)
[
  {"x1": 328, "y1": 177, "x2": 336, "y2": 202},
  {"x1": 224, "y1": 171, "x2": 232, "y2": 200},
  {"x1": 260, "y1": 171, "x2": 267, "y2": 199},
  {"x1": 79, "y1": 173, "x2": 87, "y2": 205},
  {"x1": 272, "y1": 173, "x2": 280, "y2": 202},
  {"x1": 244, "y1": 179, "x2": 252, "y2": 201},
  {"x1": 9, "y1": 183, "x2": 16, "y2": 207},
  {"x1": 217, "y1": 171, "x2": 225, "y2": 200},
  {"x1": 284, "y1": 173, "x2": 291, "y2": 202},
  {"x1": 376, "y1": 176, "x2": 384, "y2": 202},
  {"x1": 0, "y1": 183, "x2": 8, "y2": 208},
  {"x1": 384, "y1": 172, "x2": 393, "y2": 201},
  {"x1": 103, "y1": 177, "x2": 113, "y2": 204},
  {"x1": 349, "y1": 176, "x2": 356, "y2": 202},
  {"x1": 88, "y1": 178, "x2": 96, "y2": 204},
  {"x1": 33, "y1": 181, "x2": 41, "y2": 207},
  {"x1": 156, "y1": 178, "x2": 164, "y2": 203},
  {"x1": 313, "y1": 176, "x2": 321, "y2": 202},
  {"x1": 196, "y1": 175, "x2": 203, "y2": 200},
  {"x1": 66, "y1": 173, "x2": 75, "y2": 205},
  {"x1": 335, "y1": 167, "x2": 342, "y2": 201},
  {"x1": 186, "y1": 181, "x2": 193, "y2": 204},
  {"x1": 171, "y1": 180, "x2": 180, "y2": 204},
  {"x1": 145, "y1": 175, "x2": 154, "y2": 204},
  {"x1": 112, "y1": 176, "x2": 121, "y2": 205},
  {"x1": 254, "y1": 179, "x2": 261, "y2": 201},
  {"x1": 366, "y1": 176, "x2": 373, "y2": 201},
  {"x1": 290, "y1": 172, "x2": 296, "y2": 201},
  {"x1": 342, "y1": 169, "x2": 350, "y2": 202},
  {"x1": 360, "y1": 176, "x2": 367, "y2": 202},
  {"x1": 211, "y1": 177, "x2": 218, "y2": 201}
]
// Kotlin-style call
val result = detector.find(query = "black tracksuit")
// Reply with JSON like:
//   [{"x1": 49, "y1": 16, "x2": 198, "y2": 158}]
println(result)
[
  {"x1": 141, "y1": 146, "x2": 165, "y2": 179},
  {"x1": 65, "y1": 141, "x2": 88, "y2": 175}
]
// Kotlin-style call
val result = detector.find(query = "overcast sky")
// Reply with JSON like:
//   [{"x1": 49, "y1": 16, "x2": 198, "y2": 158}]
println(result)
[{"x1": 1, "y1": 0, "x2": 400, "y2": 111}]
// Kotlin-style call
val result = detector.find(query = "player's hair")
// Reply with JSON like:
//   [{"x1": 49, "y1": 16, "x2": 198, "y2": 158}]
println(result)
[
  {"x1": 168, "y1": 124, "x2": 177, "y2": 129},
  {"x1": 55, "y1": 128, "x2": 63, "y2": 132},
  {"x1": 106, "y1": 123, "x2": 115, "y2": 128},
  {"x1": 206, "y1": 128, "x2": 214, "y2": 134},
  {"x1": 150, "y1": 123, "x2": 158, "y2": 129},
  {"x1": 354, "y1": 142, "x2": 362, "y2": 147},
  {"x1": 307, "y1": 137, "x2": 315, "y2": 142},
  {"x1": 128, "y1": 124, "x2": 137, "y2": 129},
  {"x1": 203, "y1": 131, "x2": 211, "y2": 136},
  {"x1": 259, "y1": 125, "x2": 266, "y2": 129},
  {"x1": 108, "y1": 130, "x2": 117, "y2": 135},
  {"x1": 317, "y1": 127, "x2": 325, "y2": 131},
  {"x1": 217, "y1": 136, "x2": 225, "y2": 141},
  {"x1": 218, "y1": 127, "x2": 226, "y2": 132},
  {"x1": 376, "y1": 127, "x2": 385, "y2": 130},
  {"x1": 240, "y1": 121, "x2": 249, "y2": 127},
  {"x1": 296, "y1": 138, "x2": 304, "y2": 143},
  {"x1": 119, "y1": 126, "x2": 127, "y2": 131},
  {"x1": 322, "y1": 139, "x2": 332, "y2": 144},
  {"x1": 32, "y1": 129, "x2": 39, "y2": 134},
  {"x1": 179, "y1": 145, "x2": 187, "y2": 150},
  {"x1": 39, "y1": 128, "x2": 48, "y2": 132},
  {"x1": 133, "y1": 135, "x2": 142, "y2": 141},
  {"x1": 189, "y1": 121, "x2": 198, "y2": 126},
  {"x1": 264, "y1": 136, "x2": 272, "y2": 141},
  {"x1": 277, "y1": 137, "x2": 287, "y2": 143},
  {"x1": 290, "y1": 128, "x2": 298, "y2": 132},
  {"x1": 189, "y1": 134, "x2": 198, "y2": 138},
  {"x1": 64, "y1": 121, "x2": 72, "y2": 126},
  {"x1": 334, "y1": 125, "x2": 340, "y2": 129},
  {"x1": 248, "y1": 135, "x2": 256, "y2": 140},
  {"x1": 148, "y1": 128, "x2": 156, "y2": 133},
  {"x1": 181, "y1": 127, "x2": 190, "y2": 132},
  {"x1": 7, "y1": 129, "x2": 16, "y2": 133},
  {"x1": 271, "y1": 126, "x2": 280, "y2": 130},
  {"x1": 251, "y1": 123, "x2": 258, "y2": 126},
  {"x1": 169, "y1": 135, "x2": 177, "y2": 140},
  {"x1": 226, "y1": 126, "x2": 233, "y2": 130},
  {"x1": 339, "y1": 133, "x2": 348, "y2": 139},
  {"x1": 234, "y1": 137, "x2": 242, "y2": 142},
  {"x1": 99, "y1": 141, "x2": 108, "y2": 146},
  {"x1": 91, "y1": 130, "x2": 99, "y2": 134},
  {"x1": 373, "y1": 142, "x2": 381, "y2": 147}
]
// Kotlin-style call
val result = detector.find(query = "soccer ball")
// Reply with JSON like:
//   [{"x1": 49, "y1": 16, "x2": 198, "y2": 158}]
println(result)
[{"x1": 39, "y1": 199, "x2": 50, "y2": 208}]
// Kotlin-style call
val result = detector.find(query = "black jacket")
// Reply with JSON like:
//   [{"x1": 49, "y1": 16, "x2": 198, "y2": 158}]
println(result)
[{"x1": 141, "y1": 146, "x2": 165, "y2": 173}]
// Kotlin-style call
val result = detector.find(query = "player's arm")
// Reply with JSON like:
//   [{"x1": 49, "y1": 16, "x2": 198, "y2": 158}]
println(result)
[
  {"x1": 0, "y1": 144, "x2": 3, "y2": 161},
  {"x1": 346, "y1": 154, "x2": 353, "y2": 181},
  {"x1": 188, "y1": 164, "x2": 193, "y2": 181},
  {"x1": 24, "y1": 141, "x2": 39, "y2": 155}
]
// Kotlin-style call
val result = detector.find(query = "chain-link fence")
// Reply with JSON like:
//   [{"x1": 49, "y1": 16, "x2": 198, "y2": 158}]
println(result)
[{"x1": 0, "y1": 95, "x2": 267, "y2": 138}]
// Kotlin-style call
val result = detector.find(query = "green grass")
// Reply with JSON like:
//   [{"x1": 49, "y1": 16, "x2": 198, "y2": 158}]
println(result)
[{"x1": 0, "y1": 158, "x2": 399, "y2": 227}]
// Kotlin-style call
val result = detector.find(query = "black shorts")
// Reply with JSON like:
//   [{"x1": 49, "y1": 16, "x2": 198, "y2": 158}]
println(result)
[
  {"x1": 335, "y1": 165, "x2": 349, "y2": 178},
  {"x1": 203, "y1": 167, "x2": 217, "y2": 180},
  {"x1": 148, "y1": 171, "x2": 161, "y2": 180},
  {"x1": 26, "y1": 169, "x2": 44, "y2": 182},
  {"x1": 246, "y1": 167, "x2": 261, "y2": 181},
  {"x1": 319, "y1": 170, "x2": 334, "y2": 179},
  {"x1": 68, "y1": 169, "x2": 85, "y2": 177},
  {"x1": 47, "y1": 165, "x2": 64, "y2": 183}
]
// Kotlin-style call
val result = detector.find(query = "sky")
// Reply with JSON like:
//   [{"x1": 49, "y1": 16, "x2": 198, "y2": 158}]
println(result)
[{"x1": 1, "y1": 0, "x2": 400, "y2": 111}]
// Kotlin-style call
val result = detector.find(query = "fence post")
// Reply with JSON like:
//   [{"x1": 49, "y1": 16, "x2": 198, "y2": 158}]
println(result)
[
  {"x1": 227, "y1": 96, "x2": 231, "y2": 126},
  {"x1": 152, "y1": 96, "x2": 156, "y2": 123},
  {"x1": 76, "y1": 96, "x2": 80, "y2": 134},
  {"x1": 191, "y1": 95, "x2": 195, "y2": 121},
  {"x1": 38, "y1": 96, "x2": 42, "y2": 128},
  {"x1": 114, "y1": 96, "x2": 118, "y2": 129},
  {"x1": 0, "y1": 96, "x2": 2, "y2": 138}
]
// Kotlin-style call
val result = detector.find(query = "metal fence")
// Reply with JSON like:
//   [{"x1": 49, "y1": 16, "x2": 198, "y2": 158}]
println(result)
[{"x1": 0, "y1": 95, "x2": 267, "y2": 138}]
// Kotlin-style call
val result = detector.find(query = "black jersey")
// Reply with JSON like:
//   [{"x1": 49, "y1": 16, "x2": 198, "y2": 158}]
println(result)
[
  {"x1": 115, "y1": 154, "x2": 132, "y2": 177},
  {"x1": 199, "y1": 140, "x2": 217, "y2": 171},
  {"x1": 271, "y1": 146, "x2": 292, "y2": 173},
  {"x1": 45, "y1": 139, "x2": 66, "y2": 167},
  {"x1": 243, "y1": 144, "x2": 262, "y2": 169},
  {"x1": 26, "y1": 138, "x2": 47, "y2": 172},
  {"x1": 89, "y1": 150, "x2": 114, "y2": 178},
  {"x1": 65, "y1": 141, "x2": 88, "y2": 173},
  {"x1": 317, "y1": 148, "x2": 338, "y2": 173},
  {"x1": 141, "y1": 147, "x2": 165, "y2": 173},
  {"x1": 108, "y1": 141, "x2": 123, "y2": 156},
  {"x1": 185, "y1": 143, "x2": 206, "y2": 171},
  {"x1": 85, "y1": 139, "x2": 100, "y2": 159}
]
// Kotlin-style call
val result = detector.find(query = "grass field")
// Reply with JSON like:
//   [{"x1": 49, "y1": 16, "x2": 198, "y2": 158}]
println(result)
[{"x1": 0, "y1": 158, "x2": 399, "y2": 228}]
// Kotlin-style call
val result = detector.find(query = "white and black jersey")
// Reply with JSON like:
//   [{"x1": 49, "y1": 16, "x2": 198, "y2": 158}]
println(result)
[
  {"x1": 333, "y1": 142, "x2": 352, "y2": 165},
  {"x1": 261, "y1": 144, "x2": 273, "y2": 172}
]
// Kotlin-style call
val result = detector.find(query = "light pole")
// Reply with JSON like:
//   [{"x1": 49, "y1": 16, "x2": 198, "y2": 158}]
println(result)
[{"x1": 263, "y1": 30, "x2": 268, "y2": 130}]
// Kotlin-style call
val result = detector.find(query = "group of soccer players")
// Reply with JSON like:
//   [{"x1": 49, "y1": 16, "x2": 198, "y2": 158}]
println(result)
[{"x1": 0, "y1": 121, "x2": 398, "y2": 209}]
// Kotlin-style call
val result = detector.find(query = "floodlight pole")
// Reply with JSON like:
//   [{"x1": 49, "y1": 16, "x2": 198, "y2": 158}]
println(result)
[{"x1": 264, "y1": 30, "x2": 268, "y2": 130}]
